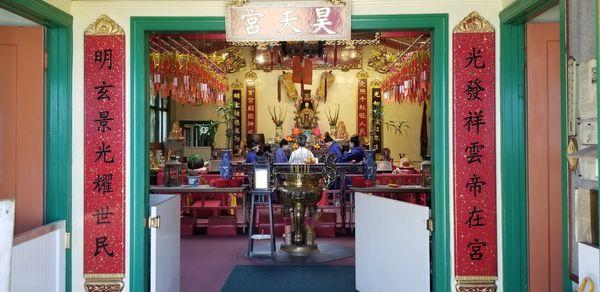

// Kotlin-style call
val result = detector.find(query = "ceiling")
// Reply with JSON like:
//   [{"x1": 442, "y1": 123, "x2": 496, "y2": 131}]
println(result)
[{"x1": 0, "y1": 8, "x2": 39, "y2": 26}]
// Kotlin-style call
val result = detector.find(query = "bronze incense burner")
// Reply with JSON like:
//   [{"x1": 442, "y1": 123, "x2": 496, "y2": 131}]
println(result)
[{"x1": 275, "y1": 154, "x2": 337, "y2": 255}]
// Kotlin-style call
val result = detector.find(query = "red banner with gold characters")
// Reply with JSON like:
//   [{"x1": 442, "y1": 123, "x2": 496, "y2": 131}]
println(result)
[
  {"x1": 245, "y1": 71, "x2": 257, "y2": 135},
  {"x1": 83, "y1": 15, "x2": 125, "y2": 290},
  {"x1": 356, "y1": 71, "x2": 369, "y2": 138},
  {"x1": 452, "y1": 12, "x2": 497, "y2": 290},
  {"x1": 231, "y1": 80, "x2": 243, "y2": 154},
  {"x1": 370, "y1": 79, "x2": 383, "y2": 153}
]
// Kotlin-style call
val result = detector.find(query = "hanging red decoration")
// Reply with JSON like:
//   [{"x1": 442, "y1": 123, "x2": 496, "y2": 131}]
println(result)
[
  {"x1": 381, "y1": 50, "x2": 430, "y2": 104},
  {"x1": 149, "y1": 48, "x2": 228, "y2": 105}
]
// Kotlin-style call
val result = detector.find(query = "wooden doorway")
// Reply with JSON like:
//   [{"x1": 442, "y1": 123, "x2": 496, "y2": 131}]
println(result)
[
  {"x1": 0, "y1": 26, "x2": 45, "y2": 235},
  {"x1": 526, "y1": 21, "x2": 562, "y2": 291}
]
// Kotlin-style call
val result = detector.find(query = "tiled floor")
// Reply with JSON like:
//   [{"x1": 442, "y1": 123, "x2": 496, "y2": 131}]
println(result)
[{"x1": 180, "y1": 235, "x2": 355, "y2": 292}]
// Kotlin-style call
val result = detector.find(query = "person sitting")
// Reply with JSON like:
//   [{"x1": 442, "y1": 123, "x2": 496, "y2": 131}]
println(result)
[
  {"x1": 274, "y1": 139, "x2": 290, "y2": 163},
  {"x1": 340, "y1": 134, "x2": 365, "y2": 163},
  {"x1": 245, "y1": 142, "x2": 259, "y2": 164},
  {"x1": 289, "y1": 135, "x2": 315, "y2": 164},
  {"x1": 324, "y1": 132, "x2": 342, "y2": 162}
]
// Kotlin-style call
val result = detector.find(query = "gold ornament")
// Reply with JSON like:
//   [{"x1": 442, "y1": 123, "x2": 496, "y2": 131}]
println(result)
[
  {"x1": 220, "y1": 49, "x2": 247, "y2": 73},
  {"x1": 356, "y1": 70, "x2": 369, "y2": 79},
  {"x1": 227, "y1": 0, "x2": 247, "y2": 7},
  {"x1": 231, "y1": 79, "x2": 243, "y2": 90},
  {"x1": 245, "y1": 70, "x2": 257, "y2": 81},
  {"x1": 324, "y1": 32, "x2": 380, "y2": 46},
  {"x1": 456, "y1": 276, "x2": 497, "y2": 292},
  {"x1": 85, "y1": 15, "x2": 124, "y2": 36},
  {"x1": 84, "y1": 275, "x2": 124, "y2": 292},
  {"x1": 279, "y1": 71, "x2": 299, "y2": 100},
  {"x1": 368, "y1": 47, "x2": 398, "y2": 74},
  {"x1": 370, "y1": 79, "x2": 382, "y2": 89},
  {"x1": 454, "y1": 11, "x2": 495, "y2": 33},
  {"x1": 317, "y1": 71, "x2": 335, "y2": 101}
]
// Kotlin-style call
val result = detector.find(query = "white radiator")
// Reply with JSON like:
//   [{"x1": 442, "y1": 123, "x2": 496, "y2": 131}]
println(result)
[{"x1": 10, "y1": 221, "x2": 66, "y2": 292}]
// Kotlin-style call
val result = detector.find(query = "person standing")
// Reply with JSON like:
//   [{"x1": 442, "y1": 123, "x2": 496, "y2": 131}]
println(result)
[
  {"x1": 246, "y1": 142, "x2": 259, "y2": 164},
  {"x1": 340, "y1": 134, "x2": 364, "y2": 163},
  {"x1": 289, "y1": 135, "x2": 315, "y2": 164},
  {"x1": 274, "y1": 139, "x2": 290, "y2": 163},
  {"x1": 324, "y1": 133, "x2": 342, "y2": 162}
]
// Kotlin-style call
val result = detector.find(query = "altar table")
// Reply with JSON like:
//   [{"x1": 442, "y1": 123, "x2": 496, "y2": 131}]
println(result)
[{"x1": 149, "y1": 185, "x2": 249, "y2": 232}]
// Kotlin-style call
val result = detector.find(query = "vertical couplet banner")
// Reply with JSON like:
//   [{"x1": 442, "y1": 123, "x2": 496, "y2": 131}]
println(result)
[
  {"x1": 356, "y1": 71, "x2": 369, "y2": 139},
  {"x1": 371, "y1": 79, "x2": 383, "y2": 153},
  {"x1": 245, "y1": 71, "x2": 257, "y2": 135},
  {"x1": 452, "y1": 12, "x2": 497, "y2": 290},
  {"x1": 83, "y1": 15, "x2": 125, "y2": 291},
  {"x1": 232, "y1": 80, "x2": 243, "y2": 154}
]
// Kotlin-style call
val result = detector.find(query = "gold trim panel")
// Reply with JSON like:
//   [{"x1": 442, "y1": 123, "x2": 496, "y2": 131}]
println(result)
[
  {"x1": 456, "y1": 276, "x2": 497, "y2": 292},
  {"x1": 84, "y1": 273, "x2": 125, "y2": 279},
  {"x1": 84, "y1": 278, "x2": 124, "y2": 292},
  {"x1": 453, "y1": 11, "x2": 495, "y2": 33},
  {"x1": 85, "y1": 15, "x2": 125, "y2": 36}
]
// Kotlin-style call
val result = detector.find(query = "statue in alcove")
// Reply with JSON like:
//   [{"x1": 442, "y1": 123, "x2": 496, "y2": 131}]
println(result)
[{"x1": 294, "y1": 90, "x2": 319, "y2": 130}]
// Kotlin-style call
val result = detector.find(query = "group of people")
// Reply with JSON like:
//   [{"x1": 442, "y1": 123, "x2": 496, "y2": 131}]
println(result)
[{"x1": 245, "y1": 132, "x2": 365, "y2": 164}]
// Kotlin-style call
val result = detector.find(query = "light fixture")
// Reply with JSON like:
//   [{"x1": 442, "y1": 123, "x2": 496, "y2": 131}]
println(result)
[{"x1": 256, "y1": 54, "x2": 265, "y2": 64}]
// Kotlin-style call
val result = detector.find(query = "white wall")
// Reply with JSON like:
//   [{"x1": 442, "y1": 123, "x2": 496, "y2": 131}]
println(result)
[
  {"x1": 503, "y1": 0, "x2": 517, "y2": 8},
  {"x1": 44, "y1": 0, "x2": 71, "y2": 13},
  {"x1": 68, "y1": 0, "x2": 504, "y2": 291}
]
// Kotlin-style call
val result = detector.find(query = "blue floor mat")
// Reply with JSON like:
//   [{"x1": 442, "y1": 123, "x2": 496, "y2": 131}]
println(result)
[{"x1": 221, "y1": 265, "x2": 356, "y2": 292}]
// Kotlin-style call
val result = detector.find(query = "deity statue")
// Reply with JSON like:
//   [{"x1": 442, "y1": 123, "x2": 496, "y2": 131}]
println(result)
[
  {"x1": 336, "y1": 120, "x2": 349, "y2": 140},
  {"x1": 294, "y1": 90, "x2": 319, "y2": 129},
  {"x1": 168, "y1": 122, "x2": 184, "y2": 140}
]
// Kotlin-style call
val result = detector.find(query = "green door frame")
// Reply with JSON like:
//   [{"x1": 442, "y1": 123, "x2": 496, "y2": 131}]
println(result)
[
  {"x1": 0, "y1": 0, "x2": 73, "y2": 291},
  {"x1": 499, "y1": 0, "x2": 574, "y2": 291},
  {"x1": 131, "y1": 14, "x2": 449, "y2": 292}
]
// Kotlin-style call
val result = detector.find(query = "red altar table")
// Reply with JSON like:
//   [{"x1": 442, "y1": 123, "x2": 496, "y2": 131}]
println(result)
[
  {"x1": 375, "y1": 173, "x2": 427, "y2": 206},
  {"x1": 156, "y1": 171, "x2": 246, "y2": 186},
  {"x1": 149, "y1": 185, "x2": 249, "y2": 233}
]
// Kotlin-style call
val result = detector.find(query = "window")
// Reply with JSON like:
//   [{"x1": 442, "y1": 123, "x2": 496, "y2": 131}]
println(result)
[
  {"x1": 150, "y1": 95, "x2": 170, "y2": 143},
  {"x1": 180, "y1": 120, "x2": 217, "y2": 147}
]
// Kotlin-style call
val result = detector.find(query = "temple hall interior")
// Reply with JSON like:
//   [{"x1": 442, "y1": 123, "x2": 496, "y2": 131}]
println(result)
[
  {"x1": 149, "y1": 30, "x2": 433, "y2": 291},
  {"x1": 4, "y1": 1, "x2": 600, "y2": 291}
]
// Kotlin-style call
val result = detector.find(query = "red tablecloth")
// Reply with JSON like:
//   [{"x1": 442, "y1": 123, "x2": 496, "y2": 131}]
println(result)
[
  {"x1": 374, "y1": 174, "x2": 428, "y2": 206},
  {"x1": 156, "y1": 172, "x2": 246, "y2": 186}
]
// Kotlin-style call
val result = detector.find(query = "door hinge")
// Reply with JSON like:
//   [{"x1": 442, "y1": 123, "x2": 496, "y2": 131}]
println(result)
[
  {"x1": 65, "y1": 232, "x2": 71, "y2": 250},
  {"x1": 148, "y1": 216, "x2": 161, "y2": 229},
  {"x1": 44, "y1": 51, "x2": 48, "y2": 70},
  {"x1": 427, "y1": 219, "x2": 434, "y2": 232}
]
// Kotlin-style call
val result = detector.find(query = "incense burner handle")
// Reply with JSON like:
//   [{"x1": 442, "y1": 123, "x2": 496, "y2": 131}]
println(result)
[{"x1": 321, "y1": 153, "x2": 338, "y2": 189}]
